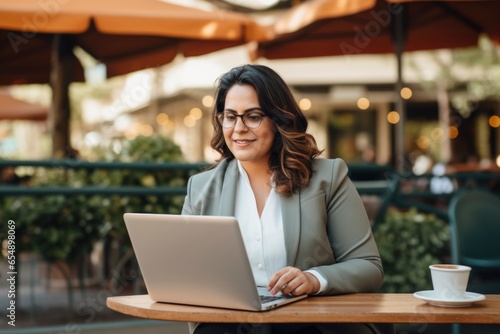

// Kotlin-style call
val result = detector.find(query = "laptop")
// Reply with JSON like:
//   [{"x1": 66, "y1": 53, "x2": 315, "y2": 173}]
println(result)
[{"x1": 123, "y1": 213, "x2": 307, "y2": 311}]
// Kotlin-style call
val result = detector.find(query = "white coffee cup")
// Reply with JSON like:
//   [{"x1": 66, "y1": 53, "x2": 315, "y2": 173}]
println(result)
[{"x1": 429, "y1": 264, "x2": 471, "y2": 301}]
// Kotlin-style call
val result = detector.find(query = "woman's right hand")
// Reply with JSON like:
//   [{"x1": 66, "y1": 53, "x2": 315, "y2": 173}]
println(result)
[{"x1": 267, "y1": 266, "x2": 320, "y2": 296}]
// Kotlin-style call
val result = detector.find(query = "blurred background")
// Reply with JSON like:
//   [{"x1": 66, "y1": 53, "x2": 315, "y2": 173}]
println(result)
[
  {"x1": 2, "y1": 0, "x2": 499, "y2": 169},
  {"x1": 1, "y1": 0, "x2": 500, "y2": 333}
]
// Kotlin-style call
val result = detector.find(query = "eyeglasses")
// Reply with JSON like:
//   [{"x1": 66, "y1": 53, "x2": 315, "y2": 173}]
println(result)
[{"x1": 217, "y1": 112, "x2": 266, "y2": 129}]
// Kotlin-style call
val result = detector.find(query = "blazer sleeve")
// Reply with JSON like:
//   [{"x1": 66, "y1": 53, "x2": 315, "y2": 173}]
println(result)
[{"x1": 311, "y1": 159, "x2": 384, "y2": 295}]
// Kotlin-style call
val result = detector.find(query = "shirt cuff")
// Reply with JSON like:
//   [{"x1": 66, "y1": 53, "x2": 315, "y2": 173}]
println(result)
[{"x1": 304, "y1": 269, "x2": 327, "y2": 295}]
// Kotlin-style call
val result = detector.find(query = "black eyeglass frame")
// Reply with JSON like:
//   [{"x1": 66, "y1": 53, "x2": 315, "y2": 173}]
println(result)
[{"x1": 216, "y1": 112, "x2": 267, "y2": 129}]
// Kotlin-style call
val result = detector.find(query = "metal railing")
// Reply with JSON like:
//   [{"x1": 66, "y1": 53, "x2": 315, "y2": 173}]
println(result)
[
  {"x1": 3, "y1": 159, "x2": 500, "y2": 222},
  {"x1": 0, "y1": 159, "x2": 207, "y2": 196}
]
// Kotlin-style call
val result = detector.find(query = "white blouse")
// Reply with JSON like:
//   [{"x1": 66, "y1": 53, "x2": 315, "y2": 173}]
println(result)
[
  {"x1": 235, "y1": 161, "x2": 327, "y2": 291},
  {"x1": 235, "y1": 161, "x2": 287, "y2": 286}
]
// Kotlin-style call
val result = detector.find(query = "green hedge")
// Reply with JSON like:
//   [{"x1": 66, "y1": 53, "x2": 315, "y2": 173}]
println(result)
[
  {"x1": 0, "y1": 135, "x2": 189, "y2": 265},
  {"x1": 374, "y1": 208, "x2": 450, "y2": 293}
]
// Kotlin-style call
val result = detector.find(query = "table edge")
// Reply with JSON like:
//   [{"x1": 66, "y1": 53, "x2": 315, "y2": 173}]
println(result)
[{"x1": 106, "y1": 293, "x2": 500, "y2": 324}]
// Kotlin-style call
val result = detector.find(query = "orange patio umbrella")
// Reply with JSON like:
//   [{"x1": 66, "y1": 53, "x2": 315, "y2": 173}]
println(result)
[
  {"x1": 0, "y1": 0, "x2": 266, "y2": 155},
  {"x1": 253, "y1": 0, "x2": 500, "y2": 171},
  {"x1": 1, "y1": 0, "x2": 266, "y2": 85},
  {"x1": 254, "y1": 0, "x2": 500, "y2": 59},
  {"x1": 0, "y1": 90, "x2": 47, "y2": 121}
]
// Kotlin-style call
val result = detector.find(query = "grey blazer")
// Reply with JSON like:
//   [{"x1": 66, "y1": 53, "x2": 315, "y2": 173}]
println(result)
[{"x1": 182, "y1": 158, "x2": 383, "y2": 295}]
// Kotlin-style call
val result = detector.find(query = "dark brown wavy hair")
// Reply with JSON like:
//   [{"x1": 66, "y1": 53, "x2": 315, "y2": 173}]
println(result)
[{"x1": 210, "y1": 64, "x2": 323, "y2": 196}]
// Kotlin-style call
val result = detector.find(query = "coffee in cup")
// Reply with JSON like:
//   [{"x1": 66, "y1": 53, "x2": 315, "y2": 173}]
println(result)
[{"x1": 429, "y1": 264, "x2": 471, "y2": 300}]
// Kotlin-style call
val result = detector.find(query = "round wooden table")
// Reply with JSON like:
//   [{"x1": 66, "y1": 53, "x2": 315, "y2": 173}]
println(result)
[{"x1": 106, "y1": 293, "x2": 500, "y2": 324}]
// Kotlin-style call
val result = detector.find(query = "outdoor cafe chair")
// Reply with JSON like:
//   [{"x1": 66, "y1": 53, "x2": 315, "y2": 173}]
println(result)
[
  {"x1": 448, "y1": 189, "x2": 500, "y2": 290},
  {"x1": 448, "y1": 191, "x2": 500, "y2": 334}
]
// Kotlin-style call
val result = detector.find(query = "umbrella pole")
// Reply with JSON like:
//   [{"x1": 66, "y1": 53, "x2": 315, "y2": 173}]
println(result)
[
  {"x1": 395, "y1": 45, "x2": 405, "y2": 173},
  {"x1": 49, "y1": 34, "x2": 74, "y2": 158},
  {"x1": 393, "y1": 5, "x2": 406, "y2": 174}
]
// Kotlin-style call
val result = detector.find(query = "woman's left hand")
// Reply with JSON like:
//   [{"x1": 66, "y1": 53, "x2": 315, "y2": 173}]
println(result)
[{"x1": 267, "y1": 266, "x2": 320, "y2": 296}]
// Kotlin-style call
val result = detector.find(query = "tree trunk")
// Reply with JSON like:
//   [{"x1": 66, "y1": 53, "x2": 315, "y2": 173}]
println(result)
[
  {"x1": 391, "y1": 4, "x2": 408, "y2": 173},
  {"x1": 49, "y1": 34, "x2": 74, "y2": 158}
]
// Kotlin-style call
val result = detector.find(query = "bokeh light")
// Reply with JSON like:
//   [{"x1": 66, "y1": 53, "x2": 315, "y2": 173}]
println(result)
[
  {"x1": 140, "y1": 124, "x2": 153, "y2": 136},
  {"x1": 449, "y1": 126, "x2": 459, "y2": 139},
  {"x1": 202, "y1": 95, "x2": 214, "y2": 108},
  {"x1": 387, "y1": 111, "x2": 400, "y2": 124},
  {"x1": 184, "y1": 115, "x2": 196, "y2": 128},
  {"x1": 431, "y1": 128, "x2": 444, "y2": 142},
  {"x1": 489, "y1": 115, "x2": 500, "y2": 128},
  {"x1": 299, "y1": 98, "x2": 312, "y2": 111},
  {"x1": 357, "y1": 97, "x2": 370, "y2": 110},
  {"x1": 156, "y1": 113, "x2": 169, "y2": 125},
  {"x1": 190, "y1": 108, "x2": 203, "y2": 120},
  {"x1": 417, "y1": 136, "x2": 430, "y2": 149},
  {"x1": 401, "y1": 87, "x2": 412, "y2": 99},
  {"x1": 162, "y1": 120, "x2": 175, "y2": 132}
]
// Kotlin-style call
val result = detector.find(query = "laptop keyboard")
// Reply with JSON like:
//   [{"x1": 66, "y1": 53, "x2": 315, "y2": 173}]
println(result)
[{"x1": 260, "y1": 295, "x2": 283, "y2": 303}]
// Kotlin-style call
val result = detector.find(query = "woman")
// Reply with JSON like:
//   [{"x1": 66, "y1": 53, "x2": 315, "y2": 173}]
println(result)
[{"x1": 182, "y1": 64, "x2": 384, "y2": 334}]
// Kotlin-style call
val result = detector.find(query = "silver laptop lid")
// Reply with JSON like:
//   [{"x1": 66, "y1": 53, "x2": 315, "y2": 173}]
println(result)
[{"x1": 123, "y1": 213, "x2": 264, "y2": 311}]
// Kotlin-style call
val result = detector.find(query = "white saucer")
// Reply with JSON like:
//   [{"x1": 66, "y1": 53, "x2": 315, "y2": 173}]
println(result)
[{"x1": 413, "y1": 290, "x2": 485, "y2": 307}]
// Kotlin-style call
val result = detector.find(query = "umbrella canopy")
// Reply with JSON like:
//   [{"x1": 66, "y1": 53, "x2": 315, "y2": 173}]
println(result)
[
  {"x1": 0, "y1": 90, "x2": 48, "y2": 121},
  {"x1": 253, "y1": 0, "x2": 500, "y2": 171},
  {"x1": 0, "y1": 0, "x2": 266, "y2": 85},
  {"x1": 0, "y1": 0, "x2": 266, "y2": 156},
  {"x1": 254, "y1": 0, "x2": 500, "y2": 59}
]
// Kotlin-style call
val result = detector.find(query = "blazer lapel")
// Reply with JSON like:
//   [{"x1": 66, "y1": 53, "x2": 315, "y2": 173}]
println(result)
[
  {"x1": 218, "y1": 159, "x2": 238, "y2": 216},
  {"x1": 280, "y1": 191, "x2": 301, "y2": 266}
]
